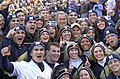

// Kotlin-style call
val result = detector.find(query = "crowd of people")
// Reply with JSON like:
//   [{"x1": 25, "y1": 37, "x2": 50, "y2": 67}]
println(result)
[{"x1": 0, "y1": 0, "x2": 120, "y2": 79}]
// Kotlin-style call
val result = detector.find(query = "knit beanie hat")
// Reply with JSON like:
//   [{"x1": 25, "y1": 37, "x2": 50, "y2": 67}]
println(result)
[
  {"x1": 60, "y1": 25, "x2": 71, "y2": 35},
  {"x1": 79, "y1": 34, "x2": 94, "y2": 45},
  {"x1": 24, "y1": 15, "x2": 36, "y2": 25},
  {"x1": 39, "y1": 28, "x2": 50, "y2": 36},
  {"x1": 106, "y1": 53, "x2": 120, "y2": 65},
  {"x1": 7, "y1": 14, "x2": 18, "y2": 25},
  {"x1": 55, "y1": 64, "x2": 70, "y2": 79},
  {"x1": 14, "y1": 24, "x2": 25, "y2": 31},
  {"x1": 83, "y1": 26, "x2": 95, "y2": 34},
  {"x1": 66, "y1": 7, "x2": 77, "y2": 15},
  {"x1": 87, "y1": 10, "x2": 97, "y2": 17},
  {"x1": 28, "y1": 41, "x2": 45, "y2": 54},
  {"x1": 104, "y1": 26, "x2": 118, "y2": 38}
]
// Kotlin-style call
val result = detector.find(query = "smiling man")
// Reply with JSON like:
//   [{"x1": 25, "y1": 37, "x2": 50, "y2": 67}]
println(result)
[
  {"x1": 1, "y1": 41, "x2": 51, "y2": 79},
  {"x1": 106, "y1": 54, "x2": 120, "y2": 79}
]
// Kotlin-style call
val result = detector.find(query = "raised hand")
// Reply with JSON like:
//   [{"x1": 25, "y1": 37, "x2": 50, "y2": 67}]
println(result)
[
  {"x1": 6, "y1": 26, "x2": 16, "y2": 38},
  {"x1": 84, "y1": 57, "x2": 91, "y2": 68}
]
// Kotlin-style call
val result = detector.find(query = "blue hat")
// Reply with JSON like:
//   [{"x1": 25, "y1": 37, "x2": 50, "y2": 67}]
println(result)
[
  {"x1": 66, "y1": 8, "x2": 77, "y2": 14},
  {"x1": 106, "y1": 54, "x2": 120, "y2": 65},
  {"x1": 24, "y1": 15, "x2": 36, "y2": 24},
  {"x1": 28, "y1": 42, "x2": 45, "y2": 54},
  {"x1": 14, "y1": 24, "x2": 25, "y2": 31},
  {"x1": 7, "y1": 14, "x2": 18, "y2": 25},
  {"x1": 87, "y1": 10, "x2": 97, "y2": 17},
  {"x1": 104, "y1": 26, "x2": 118, "y2": 37}
]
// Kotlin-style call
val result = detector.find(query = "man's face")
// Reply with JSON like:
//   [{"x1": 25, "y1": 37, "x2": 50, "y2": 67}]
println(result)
[
  {"x1": 32, "y1": 45, "x2": 45, "y2": 63},
  {"x1": 57, "y1": 13, "x2": 67, "y2": 28},
  {"x1": 26, "y1": 20, "x2": 37, "y2": 34},
  {"x1": 47, "y1": 26, "x2": 56, "y2": 38},
  {"x1": 16, "y1": 12, "x2": 25, "y2": 25},
  {"x1": 108, "y1": 59, "x2": 120, "y2": 72},
  {"x1": 47, "y1": 45, "x2": 60, "y2": 63},
  {"x1": 36, "y1": 19, "x2": 44, "y2": 29},
  {"x1": 105, "y1": 34, "x2": 118, "y2": 47},
  {"x1": 41, "y1": 10, "x2": 50, "y2": 21},
  {"x1": 13, "y1": 30, "x2": 25, "y2": 45},
  {"x1": 68, "y1": 12, "x2": 77, "y2": 24},
  {"x1": 10, "y1": 18, "x2": 19, "y2": 29}
]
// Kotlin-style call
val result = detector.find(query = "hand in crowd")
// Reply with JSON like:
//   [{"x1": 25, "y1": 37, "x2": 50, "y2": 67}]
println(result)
[
  {"x1": 6, "y1": 27, "x2": 16, "y2": 38},
  {"x1": 1, "y1": 46, "x2": 11, "y2": 57},
  {"x1": 84, "y1": 57, "x2": 91, "y2": 68},
  {"x1": 60, "y1": 37, "x2": 66, "y2": 47},
  {"x1": 68, "y1": 63, "x2": 74, "y2": 73}
]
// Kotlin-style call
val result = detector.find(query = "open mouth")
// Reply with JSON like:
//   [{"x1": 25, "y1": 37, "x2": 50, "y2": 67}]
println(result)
[
  {"x1": 18, "y1": 38, "x2": 23, "y2": 41},
  {"x1": 37, "y1": 56, "x2": 42, "y2": 58},
  {"x1": 30, "y1": 27, "x2": 35, "y2": 31}
]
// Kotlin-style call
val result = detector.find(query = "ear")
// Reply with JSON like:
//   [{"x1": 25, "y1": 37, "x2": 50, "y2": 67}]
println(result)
[
  {"x1": 46, "y1": 50, "x2": 49, "y2": 55},
  {"x1": 30, "y1": 53, "x2": 33, "y2": 56}
]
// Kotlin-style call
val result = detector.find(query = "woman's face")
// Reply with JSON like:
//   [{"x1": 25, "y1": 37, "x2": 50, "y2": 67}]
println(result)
[
  {"x1": 80, "y1": 38, "x2": 91, "y2": 51},
  {"x1": 61, "y1": 30, "x2": 71, "y2": 41},
  {"x1": 60, "y1": 74, "x2": 70, "y2": 79},
  {"x1": 87, "y1": 30, "x2": 95, "y2": 39},
  {"x1": 40, "y1": 32, "x2": 50, "y2": 43},
  {"x1": 69, "y1": 48, "x2": 79, "y2": 59},
  {"x1": 93, "y1": 47, "x2": 105, "y2": 61},
  {"x1": 36, "y1": 19, "x2": 44, "y2": 29},
  {"x1": 80, "y1": 21, "x2": 88, "y2": 32},
  {"x1": 72, "y1": 26, "x2": 82, "y2": 38},
  {"x1": 79, "y1": 70, "x2": 91, "y2": 79},
  {"x1": 97, "y1": 20, "x2": 106, "y2": 30}
]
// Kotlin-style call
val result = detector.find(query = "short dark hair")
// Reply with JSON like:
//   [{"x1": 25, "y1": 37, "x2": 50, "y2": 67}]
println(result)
[{"x1": 47, "y1": 42, "x2": 60, "y2": 50}]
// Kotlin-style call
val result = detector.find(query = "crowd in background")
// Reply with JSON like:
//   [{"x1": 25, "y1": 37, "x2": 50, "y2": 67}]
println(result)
[{"x1": 0, "y1": 0, "x2": 120, "y2": 79}]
